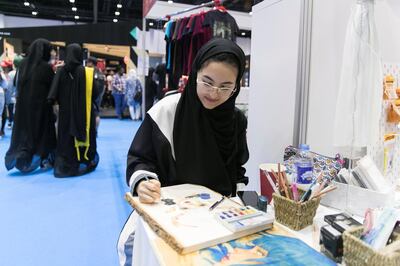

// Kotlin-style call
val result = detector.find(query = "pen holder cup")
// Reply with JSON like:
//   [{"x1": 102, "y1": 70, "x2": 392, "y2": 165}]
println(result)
[
  {"x1": 343, "y1": 227, "x2": 400, "y2": 266},
  {"x1": 272, "y1": 192, "x2": 320, "y2": 231}
]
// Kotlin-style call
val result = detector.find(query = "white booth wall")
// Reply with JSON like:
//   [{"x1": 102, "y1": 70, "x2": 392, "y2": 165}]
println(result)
[
  {"x1": 246, "y1": 0, "x2": 302, "y2": 191},
  {"x1": 0, "y1": 14, "x2": 82, "y2": 29},
  {"x1": 246, "y1": 0, "x2": 400, "y2": 192},
  {"x1": 307, "y1": 0, "x2": 400, "y2": 156}
]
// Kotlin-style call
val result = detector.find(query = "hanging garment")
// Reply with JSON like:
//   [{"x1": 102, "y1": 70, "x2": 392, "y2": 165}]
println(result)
[
  {"x1": 48, "y1": 43, "x2": 100, "y2": 177},
  {"x1": 5, "y1": 39, "x2": 56, "y2": 172},
  {"x1": 202, "y1": 9, "x2": 239, "y2": 41},
  {"x1": 333, "y1": 0, "x2": 382, "y2": 152}
]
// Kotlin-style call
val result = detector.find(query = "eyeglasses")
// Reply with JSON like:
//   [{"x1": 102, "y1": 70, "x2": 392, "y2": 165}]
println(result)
[{"x1": 196, "y1": 79, "x2": 236, "y2": 97}]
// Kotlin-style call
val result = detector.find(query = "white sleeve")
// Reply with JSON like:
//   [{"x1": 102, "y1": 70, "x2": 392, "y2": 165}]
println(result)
[{"x1": 129, "y1": 170, "x2": 159, "y2": 191}]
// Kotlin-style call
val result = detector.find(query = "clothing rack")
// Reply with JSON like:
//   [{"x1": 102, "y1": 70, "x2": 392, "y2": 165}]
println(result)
[{"x1": 164, "y1": 0, "x2": 226, "y2": 20}]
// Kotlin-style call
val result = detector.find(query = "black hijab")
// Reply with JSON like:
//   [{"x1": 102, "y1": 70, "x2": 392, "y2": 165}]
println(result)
[
  {"x1": 18, "y1": 38, "x2": 51, "y2": 87},
  {"x1": 173, "y1": 38, "x2": 246, "y2": 196},
  {"x1": 49, "y1": 43, "x2": 87, "y2": 141}
]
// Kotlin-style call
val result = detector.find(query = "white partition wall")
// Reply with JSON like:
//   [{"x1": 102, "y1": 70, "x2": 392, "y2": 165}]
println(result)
[
  {"x1": 246, "y1": 0, "x2": 302, "y2": 191},
  {"x1": 306, "y1": 0, "x2": 400, "y2": 156}
]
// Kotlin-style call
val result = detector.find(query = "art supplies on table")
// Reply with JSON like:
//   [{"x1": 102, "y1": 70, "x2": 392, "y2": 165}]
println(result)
[
  {"x1": 320, "y1": 213, "x2": 362, "y2": 262},
  {"x1": 361, "y1": 207, "x2": 400, "y2": 250},
  {"x1": 213, "y1": 206, "x2": 274, "y2": 233},
  {"x1": 338, "y1": 155, "x2": 392, "y2": 193},
  {"x1": 125, "y1": 184, "x2": 274, "y2": 254},
  {"x1": 237, "y1": 190, "x2": 268, "y2": 212},
  {"x1": 320, "y1": 225, "x2": 343, "y2": 262},
  {"x1": 259, "y1": 163, "x2": 282, "y2": 203}
]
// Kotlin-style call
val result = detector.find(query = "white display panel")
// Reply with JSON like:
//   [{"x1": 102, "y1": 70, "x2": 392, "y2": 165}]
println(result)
[
  {"x1": 307, "y1": 0, "x2": 400, "y2": 157},
  {"x1": 246, "y1": 0, "x2": 302, "y2": 191}
]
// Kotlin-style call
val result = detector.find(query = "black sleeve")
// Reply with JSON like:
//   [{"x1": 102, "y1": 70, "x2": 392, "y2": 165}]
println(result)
[
  {"x1": 236, "y1": 110, "x2": 249, "y2": 185},
  {"x1": 48, "y1": 68, "x2": 62, "y2": 104},
  {"x1": 126, "y1": 113, "x2": 159, "y2": 186}
]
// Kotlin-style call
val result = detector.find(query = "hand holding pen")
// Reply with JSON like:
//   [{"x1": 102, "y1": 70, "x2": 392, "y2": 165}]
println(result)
[{"x1": 137, "y1": 177, "x2": 161, "y2": 204}]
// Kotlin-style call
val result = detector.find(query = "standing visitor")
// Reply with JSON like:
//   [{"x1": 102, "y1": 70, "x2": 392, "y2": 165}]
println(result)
[{"x1": 48, "y1": 43, "x2": 100, "y2": 177}]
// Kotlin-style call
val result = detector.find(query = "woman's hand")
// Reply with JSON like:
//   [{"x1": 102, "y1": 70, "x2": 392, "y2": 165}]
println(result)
[{"x1": 137, "y1": 179, "x2": 161, "y2": 204}]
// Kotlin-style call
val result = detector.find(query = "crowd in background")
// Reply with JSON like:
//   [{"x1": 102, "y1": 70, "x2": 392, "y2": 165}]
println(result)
[{"x1": 0, "y1": 38, "x2": 160, "y2": 177}]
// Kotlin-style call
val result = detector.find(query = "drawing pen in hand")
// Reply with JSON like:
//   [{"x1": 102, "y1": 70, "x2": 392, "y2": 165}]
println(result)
[{"x1": 209, "y1": 196, "x2": 225, "y2": 211}]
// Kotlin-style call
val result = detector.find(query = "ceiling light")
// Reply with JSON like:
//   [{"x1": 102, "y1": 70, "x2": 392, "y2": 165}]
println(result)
[
  {"x1": 74, "y1": 15, "x2": 79, "y2": 19},
  {"x1": 149, "y1": 22, "x2": 154, "y2": 26},
  {"x1": 168, "y1": 0, "x2": 173, "y2": 4},
  {"x1": 24, "y1": 1, "x2": 30, "y2": 6},
  {"x1": 249, "y1": 11, "x2": 253, "y2": 15},
  {"x1": 117, "y1": 4, "x2": 122, "y2": 8},
  {"x1": 113, "y1": 18, "x2": 118, "y2": 23},
  {"x1": 72, "y1": 7, "x2": 77, "y2": 11},
  {"x1": 115, "y1": 11, "x2": 120, "y2": 16},
  {"x1": 241, "y1": 32, "x2": 246, "y2": 36},
  {"x1": 69, "y1": 0, "x2": 75, "y2": 3},
  {"x1": 32, "y1": 11, "x2": 38, "y2": 15}
]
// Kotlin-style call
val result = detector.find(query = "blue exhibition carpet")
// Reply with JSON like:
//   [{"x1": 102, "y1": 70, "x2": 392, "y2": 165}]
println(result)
[{"x1": 0, "y1": 118, "x2": 140, "y2": 266}]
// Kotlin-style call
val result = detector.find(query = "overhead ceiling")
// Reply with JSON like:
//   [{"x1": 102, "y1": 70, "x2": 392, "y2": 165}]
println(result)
[
  {"x1": 0, "y1": 0, "x2": 143, "y2": 23},
  {"x1": 0, "y1": 0, "x2": 264, "y2": 24}
]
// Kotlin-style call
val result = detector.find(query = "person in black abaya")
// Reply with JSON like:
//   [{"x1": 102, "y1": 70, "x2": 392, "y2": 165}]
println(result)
[
  {"x1": 48, "y1": 43, "x2": 100, "y2": 177},
  {"x1": 118, "y1": 38, "x2": 249, "y2": 265},
  {"x1": 5, "y1": 39, "x2": 56, "y2": 173},
  {"x1": 144, "y1": 67, "x2": 157, "y2": 112}
]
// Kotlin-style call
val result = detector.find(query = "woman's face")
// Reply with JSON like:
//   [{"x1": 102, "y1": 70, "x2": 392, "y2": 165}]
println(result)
[{"x1": 196, "y1": 61, "x2": 238, "y2": 109}]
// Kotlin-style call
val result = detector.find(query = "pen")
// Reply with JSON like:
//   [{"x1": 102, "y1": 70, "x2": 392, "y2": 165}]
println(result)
[
  {"x1": 291, "y1": 183, "x2": 299, "y2": 202},
  {"x1": 209, "y1": 196, "x2": 225, "y2": 211}
]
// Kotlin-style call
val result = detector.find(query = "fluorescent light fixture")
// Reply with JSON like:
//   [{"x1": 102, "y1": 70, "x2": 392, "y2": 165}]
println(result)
[
  {"x1": 113, "y1": 18, "x2": 118, "y2": 23},
  {"x1": 149, "y1": 22, "x2": 154, "y2": 26},
  {"x1": 115, "y1": 11, "x2": 120, "y2": 16},
  {"x1": 72, "y1": 7, "x2": 77, "y2": 11},
  {"x1": 24, "y1": 2, "x2": 30, "y2": 6},
  {"x1": 69, "y1": 0, "x2": 75, "y2": 3},
  {"x1": 249, "y1": 11, "x2": 253, "y2": 15},
  {"x1": 32, "y1": 11, "x2": 38, "y2": 15},
  {"x1": 74, "y1": 15, "x2": 79, "y2": 19},
  {"x1": 117, "y1": 4, "x2": 122, "y2": 8},
  {"x1": 168, "y1": 0, "x2": 173, "y2": 4},
  {"x1": 241, "y1": 32, "x2": 246, "y2": 36}
]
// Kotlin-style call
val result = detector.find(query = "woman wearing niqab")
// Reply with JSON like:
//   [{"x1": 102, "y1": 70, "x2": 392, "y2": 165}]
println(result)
[
  {"x1": 48, "y1": 43, "x2": 100, "y2": 177},
  {"x1": 5, "y1": 38, "x2": 56, "y2": 173}
]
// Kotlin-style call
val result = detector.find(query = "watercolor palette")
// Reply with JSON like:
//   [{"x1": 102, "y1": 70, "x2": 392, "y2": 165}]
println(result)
[{"x1": 214, "y1": 206, "x2": 274, "y2": 233}]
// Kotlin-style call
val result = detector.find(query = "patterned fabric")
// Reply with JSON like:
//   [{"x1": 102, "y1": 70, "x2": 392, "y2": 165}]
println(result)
[
  {"x1": 283, "y1": 145, "x2": 345, "y2": 182},
  {"x1": 125, "y1": 78, "x2": 142, "y2": 106},
  {"x1": 112, "y1": 74, "x2": 125, "y2": 94}
]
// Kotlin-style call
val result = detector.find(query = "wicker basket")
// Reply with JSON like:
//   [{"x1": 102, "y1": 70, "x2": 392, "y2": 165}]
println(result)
[
  {"x1": 272, "y1": 192, "x2": 320, "y2": 231},
  {"x1": 343, "y1": 227, "x2": 400, "y2": 266}
]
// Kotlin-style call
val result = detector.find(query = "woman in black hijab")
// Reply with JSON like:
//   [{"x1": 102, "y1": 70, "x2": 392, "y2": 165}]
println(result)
[
  {"x1": 119, "y1": 38, "x2": 248, "y2": 264},
  {"x1": 48, "y1": 43, "x2": 100, "y2": 177},
  {"x1": 5, "y1": 38, "x2": 56, "y2": 173}
]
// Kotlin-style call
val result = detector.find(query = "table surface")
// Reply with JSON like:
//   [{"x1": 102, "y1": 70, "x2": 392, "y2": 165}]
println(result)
[{"x1": 133, "y1": 199, "x2": 348, "y2": 266}]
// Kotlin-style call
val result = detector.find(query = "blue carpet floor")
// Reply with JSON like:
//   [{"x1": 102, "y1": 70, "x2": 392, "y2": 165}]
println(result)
[{"x1": 0, "y1": 118, "x2": 140, "y2": 266}]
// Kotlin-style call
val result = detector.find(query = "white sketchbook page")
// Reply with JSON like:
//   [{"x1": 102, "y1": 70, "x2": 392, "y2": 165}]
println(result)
[{"x1": 133, "y1": 184, "x2": 234, "y2": 248}]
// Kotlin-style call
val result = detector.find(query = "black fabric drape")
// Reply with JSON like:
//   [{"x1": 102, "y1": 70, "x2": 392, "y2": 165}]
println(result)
[
  {"x1": 48, "y1": 43, "x2": 100, "y2": 177},
  {"x1": 5, "y1": 39, "x2": 56, "y2": 172},
  {"x1": 173, "y1": 38, "x2": 246, "y2": 196},
  {"x1": 49, "y1": 43, "x2": 87, "y2": 142}
]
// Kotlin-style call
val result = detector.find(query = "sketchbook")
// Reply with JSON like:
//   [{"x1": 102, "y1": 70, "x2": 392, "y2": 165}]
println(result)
[{"x1": 125, "y1": 184, "x2": 274, "y2": 254}]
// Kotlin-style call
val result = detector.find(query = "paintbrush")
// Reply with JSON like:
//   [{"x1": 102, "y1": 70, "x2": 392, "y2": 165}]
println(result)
[
  {"x1": 310, "y1": 185, "x2": 337, "y2": 199},
  {"x1": 282, "y1": 171, "x2": 292, "y2": 200}
]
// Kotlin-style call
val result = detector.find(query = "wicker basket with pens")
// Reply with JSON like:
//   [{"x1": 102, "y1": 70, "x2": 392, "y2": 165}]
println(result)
[
  {"x1": 343, "y1": 227, "x2": 400, "y2": 266},
  {"x1": 273, "y1": 191, "x2": 320, "y2": 231},
  {"x1": 269, "y1": 165, "x2": 336, "y2": 231}
]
